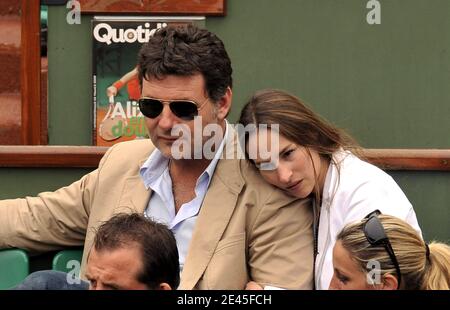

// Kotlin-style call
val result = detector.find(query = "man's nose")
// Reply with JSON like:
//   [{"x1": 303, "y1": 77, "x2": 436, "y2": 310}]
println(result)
[{"x1": 157, "y1": 105, "x2": 176, "y2": 130}]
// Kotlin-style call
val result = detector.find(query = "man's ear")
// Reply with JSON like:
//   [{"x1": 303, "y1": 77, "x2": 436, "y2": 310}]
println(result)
[
  {"x1": 380, "y1": 274, "x2": 399, "y2": 290},
  {"x1": 158, "y1": 282, "x2": 172, "y2": 290},
  {"x1": 215, "y1": 87, "x2": 232, "y2": 120}
]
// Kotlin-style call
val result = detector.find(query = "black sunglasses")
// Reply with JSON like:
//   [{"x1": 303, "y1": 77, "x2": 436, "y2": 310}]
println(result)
[
  {"x1": 138, "y1": 97, "x2": 209, "y2": 121},
  {"x1": 363, "y1": 210, "x2": 402, "y2": 289}
]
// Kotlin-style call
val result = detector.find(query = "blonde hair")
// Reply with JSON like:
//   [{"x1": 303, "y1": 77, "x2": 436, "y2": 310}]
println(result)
[{"x1": 337, "y1": 214, "x2": 450, "y2": 290}]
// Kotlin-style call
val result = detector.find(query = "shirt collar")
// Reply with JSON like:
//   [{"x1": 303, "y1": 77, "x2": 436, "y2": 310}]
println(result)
[
  {"x1": 139, "y1": 148, "x2": 170, "y2": 189},
  {"x1": 198, "y1": 119, "x2": 229, "y2": 187}
]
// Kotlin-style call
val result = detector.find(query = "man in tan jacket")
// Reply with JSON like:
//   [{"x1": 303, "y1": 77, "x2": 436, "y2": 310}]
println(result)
[{"x1": 0, "y1": 25, "x2": 313, "y2": 289}]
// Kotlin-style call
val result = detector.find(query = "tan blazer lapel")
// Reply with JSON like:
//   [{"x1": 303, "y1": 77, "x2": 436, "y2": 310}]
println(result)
[
  {"x1": 115, "y1": 161, "x2": 152, "y2": 214},
  {"x1": 82, "y1": 164, "x2": 151, "y2": 276},
  {"x1": 179, "y1": 156, "x2": 244, "y2": 289}
]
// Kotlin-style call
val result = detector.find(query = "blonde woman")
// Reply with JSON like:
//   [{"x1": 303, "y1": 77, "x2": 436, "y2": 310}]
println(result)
[
  {"x1": 331, "y1": 212, "x2": 450, "y2": 290},
  {"x1": 239, "y1": 89, "x2": 422, "y2": 289}
]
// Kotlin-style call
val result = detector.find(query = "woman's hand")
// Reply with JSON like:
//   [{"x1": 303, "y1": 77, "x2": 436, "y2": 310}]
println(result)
[{"x1": 245, "y1": 281, "x2": 263, "y2": 290}]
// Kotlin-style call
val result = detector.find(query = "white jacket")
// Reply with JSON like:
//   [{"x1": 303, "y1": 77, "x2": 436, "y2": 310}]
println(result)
[{"x1": 314, "y1": 150, "x2": 422, "y2": 290}]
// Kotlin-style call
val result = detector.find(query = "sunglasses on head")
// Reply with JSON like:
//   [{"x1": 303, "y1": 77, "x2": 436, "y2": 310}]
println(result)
[
  {"x1": 138, "y1": 97, "x2": 209, "y2": 121},
  {"x1": 363, "y1": 210, "x2": 402, "y2": 289}
]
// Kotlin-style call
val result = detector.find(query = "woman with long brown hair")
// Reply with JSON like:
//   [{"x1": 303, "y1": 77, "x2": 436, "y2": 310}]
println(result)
[{"x1": 239, "y1": 89, "x2": 422, "y2": 289}]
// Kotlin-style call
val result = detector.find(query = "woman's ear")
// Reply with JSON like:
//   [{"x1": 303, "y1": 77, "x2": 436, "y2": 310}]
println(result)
[
  {"x1": 380, "y1": 274, "x2": 399, "y2": 290},
  {"x1": 158, "y1": 283, "x2": 172, "y2": 290}
]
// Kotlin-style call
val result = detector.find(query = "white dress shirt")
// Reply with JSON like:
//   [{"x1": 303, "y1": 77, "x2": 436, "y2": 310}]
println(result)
[{"x1": 139, "y1": 122, "x2": 228, "y2": 272}]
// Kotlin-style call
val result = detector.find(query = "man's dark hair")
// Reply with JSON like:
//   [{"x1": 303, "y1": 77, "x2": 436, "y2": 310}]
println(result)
[
  {"x1": 93, "y1": 213, "x2": 180, "y2": 289},
  {"x1": 138, "y1": 24, "x2": 232, "y2": 102}
]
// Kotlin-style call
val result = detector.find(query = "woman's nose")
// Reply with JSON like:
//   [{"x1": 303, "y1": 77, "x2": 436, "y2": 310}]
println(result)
[
  {"x1": 329, "y1": 274, "x2": 340, "y2": 290},
  {"x1": 277, "y1": 166, "x2": 292, "y2": 184}
]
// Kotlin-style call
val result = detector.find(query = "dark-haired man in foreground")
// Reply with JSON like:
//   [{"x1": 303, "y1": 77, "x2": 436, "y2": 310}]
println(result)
[
  {"x1": 15, "y1": 213, "x2": 179, "y2": 290},
  {"x1": 86, "y1": 213, "x2": 179, "y2": 290}
]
